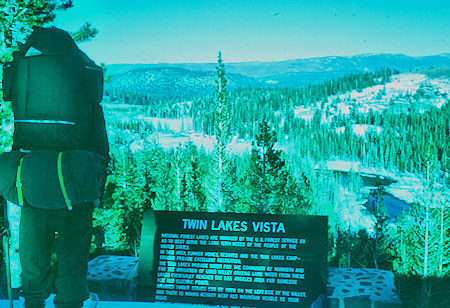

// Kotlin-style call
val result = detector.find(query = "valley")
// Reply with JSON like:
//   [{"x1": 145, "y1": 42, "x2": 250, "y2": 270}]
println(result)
[{"x1": 102, "y1": 68, "x2": 450, "y2": 234}]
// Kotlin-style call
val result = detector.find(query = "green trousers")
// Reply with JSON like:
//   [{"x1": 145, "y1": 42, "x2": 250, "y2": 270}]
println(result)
[{"x1": 19, "y1": 203, "x2": 93, "y2": 308}]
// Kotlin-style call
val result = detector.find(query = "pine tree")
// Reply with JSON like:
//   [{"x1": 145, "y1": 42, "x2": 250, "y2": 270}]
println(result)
[
  {"x1": 0, "y1": 1, "x2": 97, "y2": 62},
  {"x1": 206, "y1": 51, "x2": 233, "y2": 212},
  {"x1": 246, "y1": 119, "x2": 311, "y2": 214},
  {"x1": 95, "y1": 147, "x2": 155, "y2": 254},
  {"x1": 95, "y1": 149, "x2": 135, "y2": 252},
  {"x1": 247, "y1": 119, "x2": 283, "y2": 213},
  {"x1": 0, "y1": 101, "x2": 12, "y2": 152},
  {"x1": 367, "y1": 184, "x2": 393, "y2": 270},
  {"x1": 70, "y1": 22, "x2": 98, "y2": 42},
  {"x1": 332, "y1": 227, "x2": 357, "y2": 268},
  {"x1": 150, "y1": 152, "x2": 177, "y2": 211},
  {"x1": 178, "y1": 142, "x2": 207, "y2": 211},
  {"x1": 394, "y1": 149, "x2": 450, "y2": 307}
]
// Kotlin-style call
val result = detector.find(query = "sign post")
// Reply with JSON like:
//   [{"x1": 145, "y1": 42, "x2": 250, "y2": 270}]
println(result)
[{"x1": 138, "y1": 211, "x2": 328, "y2": 307}]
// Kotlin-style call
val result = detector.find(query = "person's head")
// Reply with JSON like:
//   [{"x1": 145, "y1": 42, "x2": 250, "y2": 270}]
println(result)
[{"x1": 19, "y1": 27, "x2": 78, "y2": 57}]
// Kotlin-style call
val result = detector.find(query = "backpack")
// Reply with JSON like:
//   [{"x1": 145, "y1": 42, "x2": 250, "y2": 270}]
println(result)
[
  {"x1": 0, "y1": 27, "x2": 109, "y2": 208},
  {"x1": 2, "y1": 27, "x2": 107, "y2": 156}
]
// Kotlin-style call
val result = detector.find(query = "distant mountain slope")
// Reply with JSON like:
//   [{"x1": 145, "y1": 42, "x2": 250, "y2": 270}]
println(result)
[
  {"x1": 108, "y1": 53, "x2": 450, "y2": 77},
  {"x1": 106, "y1": 53, "x2": 450, "y2": 98},
  {"x1": 107, "y1": 66, "x2": 262, "y2": 99}
]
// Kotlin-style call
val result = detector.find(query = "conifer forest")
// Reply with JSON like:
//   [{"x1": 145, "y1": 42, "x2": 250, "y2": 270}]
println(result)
[{"x1": 102, "y1": 59, "x2": 450, "y2": 306}]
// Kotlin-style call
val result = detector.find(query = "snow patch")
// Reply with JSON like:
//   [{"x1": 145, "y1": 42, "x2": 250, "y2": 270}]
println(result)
[
  {"x1": 135, "y1": 116, "x2": 193, "y2": 133},
  {"x1": 293, "y1": 106, "x2": 315, "y2": 121},
  {"x1": 129, "y1": 140, "x2": 144, "y2": 153},
  {"x1": 336, "y1": 188, "x2": 374, "y2": 233},
  {"x1": 143, "y1": 133, "x2": 251, "y2": 155},
  {"x1": 265, "y1": 80, "x2": 279, "y2": 85},
  {"x1": 336, "y1": 124, "x2": 383, "y2": 137},
  {"x1": 320, "y1": 160, "x2": 361, "y2": 173},
  {"x1": 294, "y1": 73, "x2": 450, "y2": 125}
]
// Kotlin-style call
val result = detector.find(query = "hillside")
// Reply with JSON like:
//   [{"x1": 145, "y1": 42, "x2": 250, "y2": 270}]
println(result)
[{"x1": 106, "y1": 67, "x2": 263, "y2": 100}]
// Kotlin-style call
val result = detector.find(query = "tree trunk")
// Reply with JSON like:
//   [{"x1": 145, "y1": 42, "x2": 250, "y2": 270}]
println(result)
[{"x1": 424, "y1": 201, "x2": 429, "y2": 277}]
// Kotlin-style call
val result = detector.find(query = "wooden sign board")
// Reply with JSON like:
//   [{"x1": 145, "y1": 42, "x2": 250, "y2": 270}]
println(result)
[{"x1": 138, "y1": 211, "x2": 328, "y2": 307}]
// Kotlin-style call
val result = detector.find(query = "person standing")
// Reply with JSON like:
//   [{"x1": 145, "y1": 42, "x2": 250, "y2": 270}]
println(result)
[{"x1": 1, "y1": 27, "x2": 109, "y2": 308}]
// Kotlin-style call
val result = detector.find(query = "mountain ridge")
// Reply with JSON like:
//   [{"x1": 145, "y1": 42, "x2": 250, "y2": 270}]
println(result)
[
  {"x1": 107, "y1": 53, "x2": 450, "y2": 76},
  {"x1": 106, "y1": 53, "x2": 450, "y2": 99}
]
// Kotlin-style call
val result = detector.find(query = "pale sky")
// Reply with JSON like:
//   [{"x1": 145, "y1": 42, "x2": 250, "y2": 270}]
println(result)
[{"x1": 53, "y1": 0, "x2": 450, "y2": 64}]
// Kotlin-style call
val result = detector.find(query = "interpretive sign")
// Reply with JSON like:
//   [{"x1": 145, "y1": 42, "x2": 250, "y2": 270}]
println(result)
[{"x1": 138, "y1": 211, "x2": 328, "y2": 307}]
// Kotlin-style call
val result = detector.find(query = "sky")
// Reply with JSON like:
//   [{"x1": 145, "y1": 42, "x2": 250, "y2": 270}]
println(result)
[{"x1": 53, "y1": 0, "x2": 450, "y2": 65}]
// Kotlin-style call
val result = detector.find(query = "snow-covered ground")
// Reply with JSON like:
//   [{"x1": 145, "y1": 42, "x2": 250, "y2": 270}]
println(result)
[
  {"x1": 134, "y1": 116, "x2": 193, "y2": 132},
  {"x1": 128, "y1": 133, "x2": 251, "y2": 155},
  {"x1": 105, "y1": 72, "x2": 449, "y2": 155},
  {"x1": 103, "y1": 103, "x2": 253, "y2": 154},
  {"x1": 334, "y1": 73, "x2": 449, "y2": 112},
  {"x1": 294, "y1": 73, "x2": 450, "y2": 123}
]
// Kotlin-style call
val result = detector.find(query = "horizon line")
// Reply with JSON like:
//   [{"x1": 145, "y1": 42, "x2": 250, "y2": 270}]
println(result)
[{"x1": 103, "y1": 52, "x2": 450, "y2": 66}]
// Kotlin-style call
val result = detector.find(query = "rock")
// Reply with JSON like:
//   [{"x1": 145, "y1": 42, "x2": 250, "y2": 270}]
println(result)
[
  {"x1": 86, "y1": 256, "x2": 403, "y2": 307},
  {"x1": 87, "y1": 255, "x2": 139, "y2": 301},
  {"x1": 327, "y1": 267, "x2": 402, "y2": 307}
]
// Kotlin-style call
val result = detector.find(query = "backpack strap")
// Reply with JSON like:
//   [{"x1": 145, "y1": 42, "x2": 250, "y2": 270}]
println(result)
[
  {"x1": 57, "y1": 152, "x2": 72, "y2": 210},
  {"x1": 15, "y1": 157, "x2": 25, "y2": 206}
]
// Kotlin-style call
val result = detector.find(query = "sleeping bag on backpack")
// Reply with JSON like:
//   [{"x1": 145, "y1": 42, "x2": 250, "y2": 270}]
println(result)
[{"x1": 0, "y1": 150, "x2": 107, "y2": 209}]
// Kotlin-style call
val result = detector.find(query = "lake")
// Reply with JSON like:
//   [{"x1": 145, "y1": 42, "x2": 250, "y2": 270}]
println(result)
[{"x1": 332, "y1": 170, "x2": 411, "y2": 220}]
